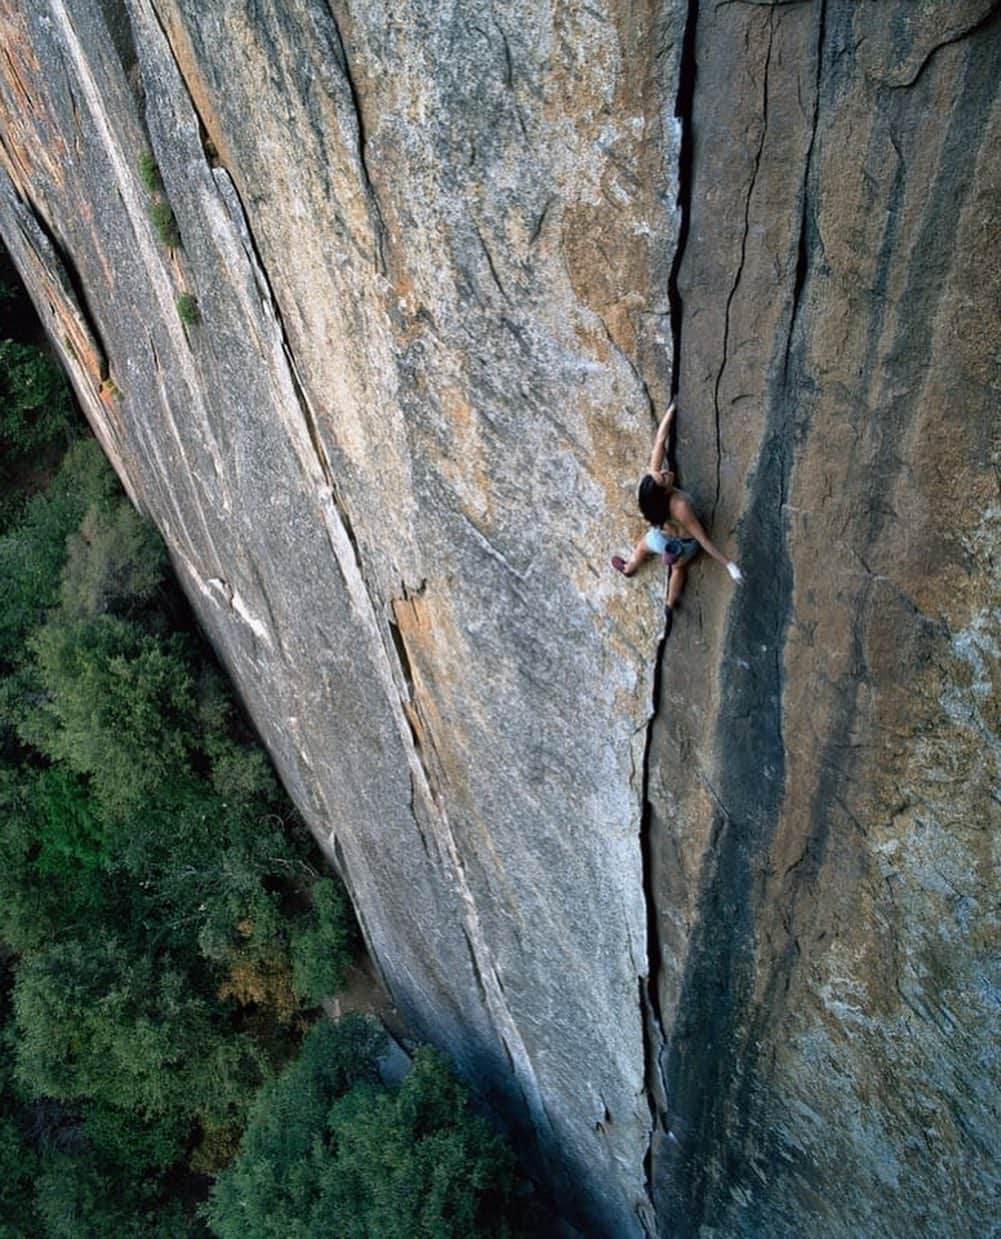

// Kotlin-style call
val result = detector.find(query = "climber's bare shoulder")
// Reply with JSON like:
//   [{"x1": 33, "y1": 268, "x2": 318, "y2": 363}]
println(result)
[{"x1": 667, "y1": 490, "x2": 697, "y2": 526}]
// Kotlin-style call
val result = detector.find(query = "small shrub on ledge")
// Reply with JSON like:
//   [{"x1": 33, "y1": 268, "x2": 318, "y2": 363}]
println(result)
[
  {"x1": 149, "y1": 200, "x2": 180, "y2": 248},
  {"x1": 137, "y1": 150, "x2": 162, "y2": 194},
  {"x1": 138, "y1": 152, "x2": 180, "y2": 249},
  {"x1": 176, "y1": 292, "x2": 200, "y2": 325}
]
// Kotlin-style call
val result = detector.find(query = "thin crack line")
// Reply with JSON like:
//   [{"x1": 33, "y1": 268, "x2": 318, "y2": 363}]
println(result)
[
  {"x1": 711, "y1": 6, "x2": 774, "y2": 523},
  {"x1": 640, "y1": 3, "x2": 701, "y2": 1226},
  {"x1": 326, "y1": 1, "x2": 387, "y2": 273},
  {"x1": 782, "y1": 0, "x2": 827, "y2": 382}
]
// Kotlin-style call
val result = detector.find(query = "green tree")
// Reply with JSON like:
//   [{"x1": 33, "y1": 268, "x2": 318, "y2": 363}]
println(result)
[
  {"x1": 0, "y1": 360, "x2": 376, "y2": 1233},
  {"x1": 32, "y1": 1150, "x2": 208, "y2": 1239},
  {"x1": 0, "y1": 439, "x2": 113, "y2": 663},
  {"x1": 23, "y1": 615, "x2": 196, "y2": 819},
  {"x1": 13, "y1": 934, "x2": 266, "y2": 1125},
  {"x1": 316, "y1": 1047, "x2": 515, "y2": 1239},
  {"x1": 290, "y1": 877, "x2": 355, "y2": 1006},
  {"x1": 0, "y1": 1112, "x2": 42, "y2": 1238},
  {"x1": 206, "y1": 1020, "x2": 517, "y2": 1239},
  {"x1": 0, "y1": 339, "x2": 73, "y2": 456},
  {"x1": 59, "y1": 499, "x2": 167, "y2": 620},
  {"x1": 205, "y1": 1017, "x2": 385, "y2": 1238},
  {"x1": 32, "y1": 767, "x2": 109, "y2": 877},
  {"x1": 0, "y1": 966, "x2": 43, "y2": 1239},
  {"x1": 82, "y1": 1102, "x2": 190, "y2": 1179},
  {"x1": 0, "y1": 763, "x2": 112, "y2": 953}
]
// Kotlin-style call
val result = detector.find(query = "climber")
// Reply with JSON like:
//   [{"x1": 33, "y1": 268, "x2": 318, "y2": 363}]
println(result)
[{"x1": 611, "y1": 399, "x2": 743, "y2": 635}]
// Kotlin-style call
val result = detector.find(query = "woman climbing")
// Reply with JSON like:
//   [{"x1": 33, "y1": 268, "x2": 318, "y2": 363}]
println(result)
[{"x1": 611, "y1": 399, "x2": 743, "y2": 634}]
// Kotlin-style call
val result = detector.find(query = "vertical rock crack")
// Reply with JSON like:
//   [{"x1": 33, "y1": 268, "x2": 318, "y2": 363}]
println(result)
[
  {"x1": 636, "y1": 1, "x2": 701, "y2": 1229},
  {"x1": 782, "y1": 0, "x2": 826, "y2": 381},
  {"x1": 666, "y1": 0, "x2": 698, "y2": 401},
  {"x1": 325, "y1": 1, "x2": 388, "y2": 274},
  {"x1": 711, "y1": 8, "x2": 774, "y2": 522}
]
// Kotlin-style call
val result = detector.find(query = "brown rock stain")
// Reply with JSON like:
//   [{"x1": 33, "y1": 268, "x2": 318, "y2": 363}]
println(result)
[
  {"x1": 153, "y1": 3, "x2": 237, "y2": 175},
  {"x1": 56, "y1": 303, "x2": 104, "y2": 387},
  {"x1": 438, "y1": 384, "x2": 494, "y2": 519},
  {"x1": 0, "y1": 16, "x2": 68, "y2": 196},
  {"x1": 392, "y1": 591, "x2": 523, "y2": 926}
]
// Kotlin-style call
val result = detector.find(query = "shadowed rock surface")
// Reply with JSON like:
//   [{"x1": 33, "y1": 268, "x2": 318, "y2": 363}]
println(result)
[
  {"x1": 651, "y1": 3, "x2": 1000, "y2": 1234},
  {"x1": 0, "y1": 1, "x2": 997, "y2": 1234}
]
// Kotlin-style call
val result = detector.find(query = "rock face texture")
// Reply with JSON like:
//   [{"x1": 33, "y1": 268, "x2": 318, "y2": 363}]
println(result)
[
  {"x1": 0, "y1": 1, "x2": 997, "y2": 1235},
  {"x1": 650, "y1": 5, "x2": 1001, "y2": 1234}
]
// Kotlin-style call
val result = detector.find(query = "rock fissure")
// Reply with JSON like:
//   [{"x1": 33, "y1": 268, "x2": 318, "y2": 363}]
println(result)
[
  {"x1": 494, "y1": 19, "x2": 514, "y2": 92},
  {"x1": 635, "y1": 0, "x2": 702, "y2": 1223},
  {"x1": 388, "y1": 613, "x2": 416, "y2": 701},
  {"x1": 782, "y1": 0, "x2": 825, "y2": 381},
  {"x1": 9, "y1": 182, "x2": 109, "y2": 384},
  {"x1": 0, "y1": 163, "x2": 138, "y2": 506},
  {"x1": 598, "y1": 313, "x2": 657, "y2": 418},
  {"x1": 472, "y1": 219, "x2": 510, "y2": 302},
  {"x1": 324, "y1": 0, "x2": 387, "y2": 274},
  {"x1": 636, "y1": 628, "x2": 671, "y2": 1233},
  {"x1": 656, "y1": 7, "x2": 825, "y2": 1224},
  {"x1": 711, "y1": 8, "x2": 774, "y2": 522},
  {"x1": 405, "y1": 775, "x2": 433, "y2": 865},
  {"x1": 528, "y1": 196, "x2": 554, "y2": 245},
  {"x1": 666, "y1": 0, "x2": 698, "y2": 400},
  {"x1": 58, "y1": 50, "x2": 85, "y2": 132}
]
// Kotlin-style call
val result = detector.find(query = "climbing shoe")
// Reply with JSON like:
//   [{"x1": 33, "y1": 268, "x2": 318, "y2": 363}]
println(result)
[{"x1": 611, "y1": 555, "x2": 628, "y2": 574}]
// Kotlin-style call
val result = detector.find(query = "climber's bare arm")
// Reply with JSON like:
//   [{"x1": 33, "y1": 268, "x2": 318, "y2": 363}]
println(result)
[
  {"x1": 672, "y1": 496, "x2": 731, "y2": 567},
  {"x1": 647, "y1": 400, "x2": 677, "y2": 476}
]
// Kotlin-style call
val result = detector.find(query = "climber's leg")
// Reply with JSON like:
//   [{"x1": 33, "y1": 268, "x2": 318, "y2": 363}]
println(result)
[
  {"x1": 613, "y1": 536, "x2": 654, "y2": 577},
  {"x1": 666, "y1": 562, "x2": 687, "y2": 609}
]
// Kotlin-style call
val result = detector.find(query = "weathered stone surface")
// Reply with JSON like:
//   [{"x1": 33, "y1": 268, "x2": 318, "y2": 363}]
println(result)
[
  {"x1": 0, "y1": 1, "x2": 998, "y2": 1235},
  {"x1": 0, "y1": 0, "x2": 682, "y2": 1232},
  {"x1": 652, "y1": 3, "x2": 1001, "y2": 1235}
]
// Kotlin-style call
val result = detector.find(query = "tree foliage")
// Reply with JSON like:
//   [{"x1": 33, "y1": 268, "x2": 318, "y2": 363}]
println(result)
[
  {"x1": 206, "y1": 1020, "x2": 516, "y2": 1239},
  {"x1": 0, "y1": 338, "x2": 73, "y2": 456},
  {"x1": 0, "y1": 418, "x2": 366, "y2": 1232},
  {"x1": 0, "y1": 439, "x2": 113, "y2": 662},
  {"x1": 13, "y1": 933, "x2": 266, "y2": 1123},
  {"x1": 25, "y1": 616, "x2": 197, "y2": 818},
  {"x1": 290, "y1": 878, "x2": 356, "y2": 1007}
]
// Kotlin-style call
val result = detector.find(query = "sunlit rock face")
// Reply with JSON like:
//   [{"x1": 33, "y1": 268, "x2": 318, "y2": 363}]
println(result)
[
  {"x1": 0, "y1": 1, "x2": 678, "y2": 1231},
  {"x1": 0, "y1": 1, "x2": 997, "y2": 1234}
]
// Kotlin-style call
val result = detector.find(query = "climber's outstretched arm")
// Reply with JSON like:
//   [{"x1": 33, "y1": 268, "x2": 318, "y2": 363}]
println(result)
[
  {"x1": 672, "y1": 496, "x2": 742, "y2": 579},
  {"x1": 647, "y1": 399, "x2": 676, "y2": 476}
]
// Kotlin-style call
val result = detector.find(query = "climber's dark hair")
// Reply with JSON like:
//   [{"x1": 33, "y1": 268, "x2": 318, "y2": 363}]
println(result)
[{"x1": 638, "y1": 474, "x2": 670, "y2": 526}]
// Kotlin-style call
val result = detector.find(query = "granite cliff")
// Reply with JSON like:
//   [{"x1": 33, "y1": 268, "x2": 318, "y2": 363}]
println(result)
[{"x1": 0, "y1": 1, "x2": 997, "y2": 1234}]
